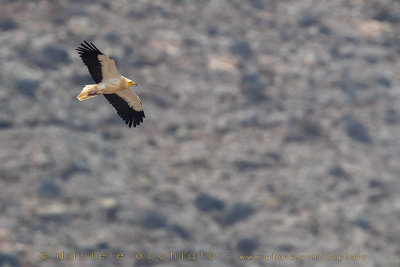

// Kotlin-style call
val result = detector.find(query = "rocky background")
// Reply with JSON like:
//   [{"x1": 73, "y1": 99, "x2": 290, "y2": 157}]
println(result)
[{"x1": 0, "y1": 0, "x2": 399, "y2": 266}]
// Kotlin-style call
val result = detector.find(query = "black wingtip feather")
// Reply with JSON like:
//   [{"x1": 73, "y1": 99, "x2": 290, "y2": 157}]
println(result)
[
  {"x1": 76, "y1": 41, "x2": 104, "y2": 83},
  {"x1": 103, "y1": 94, "x2": 145, "y2": 128}
]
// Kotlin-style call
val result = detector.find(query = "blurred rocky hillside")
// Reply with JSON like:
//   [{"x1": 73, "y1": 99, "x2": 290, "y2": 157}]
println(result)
[{"x1": 0, "y1": 0, "x2": 400, "y2": 266}]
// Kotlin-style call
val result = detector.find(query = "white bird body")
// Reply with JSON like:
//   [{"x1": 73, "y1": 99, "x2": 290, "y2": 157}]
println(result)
[
  {"x1": 98, "y1": 77, "x2": 123, "y2": 91},
  {"x1": 78, "y1": 77, "x2": 128, "y2": 100}
]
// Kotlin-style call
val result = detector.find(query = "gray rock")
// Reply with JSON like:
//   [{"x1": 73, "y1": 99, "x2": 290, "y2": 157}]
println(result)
[
  {"x1": 234, "y1": 160, "x2": 260, "y2": 171},
  {"x1": 165, "y1": 123, "x2": 179, "y2": 134},
  {"x1": 0, "y1": 19, "x2": 18, "y2": 31},
  {"x1": 38, "y1": 179, "x2": 61, "y2": 198},
  {"x1": 318, "y1": 24, "x2": 331, "y2": 35},
  {"x1": 237, "y1": 238, "x2": 258, "y2": 254},
  {"x1": 345, "y1": 116, "x2": 372, "y2": 143},
  {"x1": 15, "y1": 78, "x2": 40, "y2": 98},
  {"x1": 150, "y1": 95, "x2": 170, "y2": 108},
  {"x1": 263, "y1": 152, "x2": 281, "y2": 165},
  {"x1": 0, "y1": 120, "x2": 13, "y2": 130},
  {"x1": 364, "y1": 55, "x2": 378, "y2": 64},
  {"x1": 278, "y1": 243, "x2": 294, "y2": 252},
  {"x1": 328, "y1": 165, "x2": 346, "y2": 178},
  {"x1": 230, "y1": 40, "x2": 252, "y2": 58},
  {"x1": 384, "y1": 109, "x2": 400, "y2": 124},
  {"x1": 101, "y1": 129, "x2": 123, "y2": 140},
  {"x1": 354, "y1": 217, "x2": 370, "y2": 230},
  {"x1": 0, "y1": 252, "x2": 19, "y2": 267},
  {"x1": 298, "y1": 13, "x2": 319, "y2": 27},
  {"x1": 337, "y1": 70, "x2": 367, "y2": 94},
  {"x1": 374, "y1": 9, "x2": 400, "y2": 23},
  {"x1": 340, "y1": 188, "x2": 360, "y2": 198},
  {"x1": 240, "y1": 73, "x2": 267, "y2": 103},
  {"x1": 195, "y1": 193, "x2": 225, "y2": 212},
  {"x1": 368, "y1": 192, "x2": 389, "y2": 203},
  {"x1": 43, "y1": 45, "x2": 70, "y2": 63},
  {"x1": 298, "y1": 12, "x2": 331, "y2": 34},
  {"x1": 61, "y1": 163, "x2": 90, "y2": 181},
  {"x1": 142, "y1": 210, "x2": 167, "y2": 229},
  {"x1": 249, "y1": 0, "x2": 265, "y2": 9},
  {"x1": 376, "y1": 76, "x2": 391, "y2": 88},
  {"x1": 33, "y1": 45, "x2": 70, "y2": 68},
  {"x1": 106, "y1": 33, "x2": 120, "y2": 44},
  {"x1": 206, "y1": 25, "x2": 218, "y2": 36},
  {"x1": 71, "y1": 74, "x2": 93, "y2": 86},
  {"x1": 153, "y1": 188, "x2": 180, "y2": 205},
  {"x1": 225, "y1": 203, "x2": 254, "y2": 226},
  {"x1": 369, "y1": 179, "x2": 385, "y2": 189},
  {"x1": 168, "y1": 224, "x2": 191, "y2": 240},
  {"x1": 234, "y1": 160, "x2": 273, "y2": 172},
  {"x1": 285, "y1": 119, "x2": 322, "y2": 143}
]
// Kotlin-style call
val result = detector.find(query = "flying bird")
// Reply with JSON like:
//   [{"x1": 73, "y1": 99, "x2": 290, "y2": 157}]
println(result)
[{"x1": 76, "y1": 41, "x2": 145, "y2": 128}]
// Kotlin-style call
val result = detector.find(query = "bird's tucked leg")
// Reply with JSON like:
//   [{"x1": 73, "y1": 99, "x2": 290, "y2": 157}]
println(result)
[
  {"x1": 77, "y1": 84, "x2": 99, "y2": 101},
  {"x1": 88, "y1": 90, "x2": 98, "y2": 96}
]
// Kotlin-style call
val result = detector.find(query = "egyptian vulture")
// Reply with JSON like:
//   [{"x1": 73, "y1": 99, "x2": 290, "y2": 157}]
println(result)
[{"x1": 76, "y1": 41, "x2": 145, "y2": 128}]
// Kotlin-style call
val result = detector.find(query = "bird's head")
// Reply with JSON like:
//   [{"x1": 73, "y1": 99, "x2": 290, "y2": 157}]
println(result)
[{"x1": 128, "y1": 80, "x2": 137, "y2": 87}]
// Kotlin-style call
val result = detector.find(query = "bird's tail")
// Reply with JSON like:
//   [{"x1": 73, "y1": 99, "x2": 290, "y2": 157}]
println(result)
[{"x1": 77, "y1": 84, "x2": 99, "y2": 101}]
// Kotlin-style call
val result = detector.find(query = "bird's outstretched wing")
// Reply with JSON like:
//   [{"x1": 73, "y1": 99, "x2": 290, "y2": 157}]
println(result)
[
  {"x1": 103, "y1": 90, "x2": 145, "y2": 128},
  {"x1": 76, "y1": 41, "x2": 120, "y2": 83}
]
